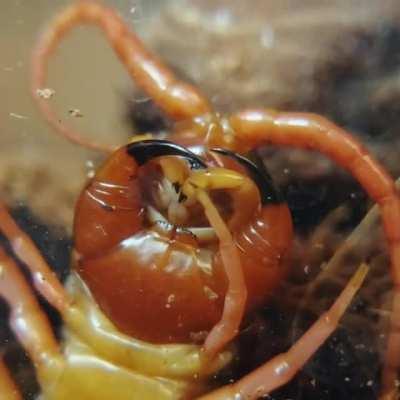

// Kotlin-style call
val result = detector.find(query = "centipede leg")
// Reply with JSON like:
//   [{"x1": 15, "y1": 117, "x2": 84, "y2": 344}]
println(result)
[
  {"x1": 0, "y1": 247, "x2": 62, "y2": 379},
  {"x1": 0, "y1": 358, "x2": 21, "y2": 400},
  {"x1": 0, "y1": 203, "x2": 70, "y2": 314},
  {"x1": 198, "y1": 264, "x2": 368, "y2": 400},
  {"x1": 32, "y1": 0, "x2": 211, "y2": 150},
  {"x1": 230, "y1": 109, "x2": 400, "y2": 399},
  {"x1": 195, "y1": 190, "x2": 247, "y2": 359}
]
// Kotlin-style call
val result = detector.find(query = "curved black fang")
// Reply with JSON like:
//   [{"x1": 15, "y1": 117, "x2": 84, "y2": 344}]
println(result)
[
  {"x1": 126, "y1": 140, "x2": 207, "y2": 169},
  {"x1": 210, "y1": 148, "x2": 283, "y2": 205}
]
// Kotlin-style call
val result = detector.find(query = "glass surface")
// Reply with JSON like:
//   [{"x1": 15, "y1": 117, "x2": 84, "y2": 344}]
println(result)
[{"x1": 1, "y1": 1, "x2": 399, "y2": 399}]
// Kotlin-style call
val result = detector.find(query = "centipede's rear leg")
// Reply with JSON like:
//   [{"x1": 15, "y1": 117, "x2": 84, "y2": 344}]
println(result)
[
  {"x1": 230, "y1": 109, "x2": 400, "y2": 399},
  {"x1": 31, "y1": 0, "x2": 211, "y2": 151}
]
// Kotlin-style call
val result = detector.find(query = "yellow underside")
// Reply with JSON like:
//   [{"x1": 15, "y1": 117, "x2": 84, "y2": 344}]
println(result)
[
  {"x1": 37, "y1": 273, "x2": 232, "y2": 400},
  {"x1": 40, "y1": 342, "x2": 188, "y2": 400}
]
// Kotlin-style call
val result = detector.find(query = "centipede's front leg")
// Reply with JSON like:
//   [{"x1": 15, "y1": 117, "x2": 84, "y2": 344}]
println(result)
[
  {"x1": 230, "y1": 109, "x2": 400, "y2": 399},
  {"x1": 198, "y1": 263, "x2": 368, "y2": 400},
  {"x1": 31, "y1": 0, "x2": 211, "y2": 151},
  {"x1": 179, "y1": 168, "x2": 254, "y2": 358}
]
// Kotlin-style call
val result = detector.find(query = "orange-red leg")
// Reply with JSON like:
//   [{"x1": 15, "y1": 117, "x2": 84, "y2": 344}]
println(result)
[
  {"x1": 195, "y1": 190, "x2": 247, "y2": 359},
  {"x1": 198, "y1": 264, "x2": 368, "y2": 400},
  {"x1": 230, "y1": 109, "x2": 400, "y2": 399},
  {"x1": 0, "y1": 357, "x2": 21, "y2": 400},
  {"x1": 0, "y1": 247, "x2": 60, "y2": 368},
  {"x1": 0, "y1": 203, "x2": 70, "y2": 314},
  {"x1": 31, "y1": 0, "x2": 211, "y2": 151}
]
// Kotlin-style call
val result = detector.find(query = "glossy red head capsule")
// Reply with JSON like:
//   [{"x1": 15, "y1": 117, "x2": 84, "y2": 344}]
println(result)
[{"x1": 73, "y1": 140, "x2": 293, "y2": 343}]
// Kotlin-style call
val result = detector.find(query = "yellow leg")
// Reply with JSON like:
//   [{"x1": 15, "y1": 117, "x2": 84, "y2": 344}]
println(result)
[{"x1": 195, "y1": 189, "x2": 247, "y2": 359}]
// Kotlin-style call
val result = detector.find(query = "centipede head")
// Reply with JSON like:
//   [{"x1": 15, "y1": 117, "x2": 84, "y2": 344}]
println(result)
[{"x1": 73, "y1": 140, "x2": 293, "y2": 343}]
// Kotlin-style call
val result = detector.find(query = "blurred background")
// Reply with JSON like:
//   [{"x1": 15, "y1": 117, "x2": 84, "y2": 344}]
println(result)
[
  {"x1": 1, "y1": 0, "x2": 400, "y2": 228},
  {"x1": 1, "y1": 0, "x2": 400, "y2": 398}
]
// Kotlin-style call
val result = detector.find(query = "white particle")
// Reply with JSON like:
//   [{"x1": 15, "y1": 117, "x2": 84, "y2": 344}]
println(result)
[
  {"x1": 203, "y1": 286, "x2": 218, "y2": 300},
  {"x1": 167, "y1": 294, "x2": 175, "y2": 304},
  {"x1": 9, "y1": 112, "x2": 28, "y2": 120},
  {"x1": 260, "y1": 26, "x2": 275, "y2": 48},
  {"x1": 69, "y1": 108, "x2": 83, "y2": 118},
  {"x1": 36, "y1": 88, "x2": 55, "y2": 99},
  {"x1": 274, "y1": 361, "x2": 289, "y2": 376},
  {"x1": 85, "y1": 160, "x2": 95, "y2": 178},
  {"x1": 165, "y1": 294, "x2": 175, "y2": 309}
]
